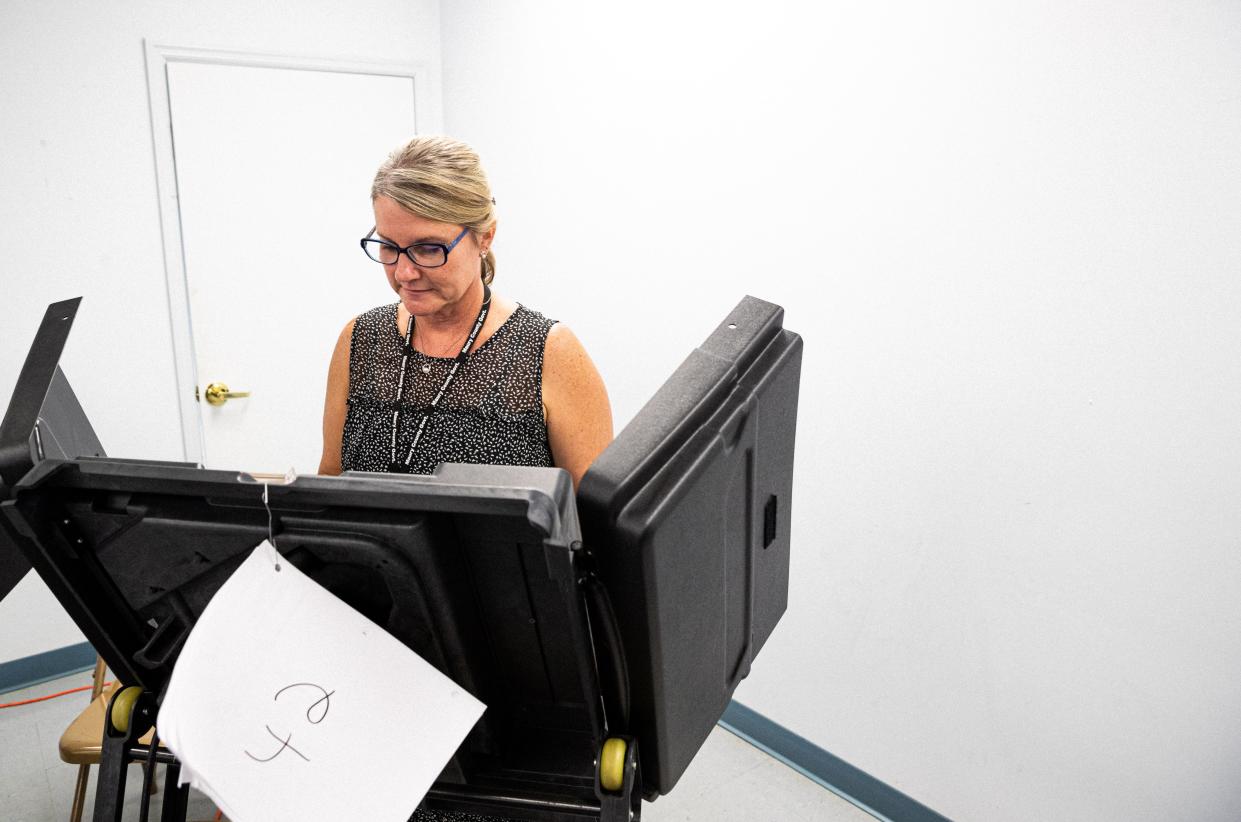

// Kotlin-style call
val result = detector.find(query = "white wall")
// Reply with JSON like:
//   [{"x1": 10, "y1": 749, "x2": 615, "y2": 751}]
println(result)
[
  {"x1": 441, "y1": 2, "x2": 1241, "y2": 820},
  {"x1": 0, "y1": 0, "x2": 442, "y2": 664}
]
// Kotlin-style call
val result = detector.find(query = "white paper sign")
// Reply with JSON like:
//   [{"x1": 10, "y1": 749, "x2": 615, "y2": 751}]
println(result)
[{"x1": 157, "y1": 540, "x2": 485, "y2": 822}]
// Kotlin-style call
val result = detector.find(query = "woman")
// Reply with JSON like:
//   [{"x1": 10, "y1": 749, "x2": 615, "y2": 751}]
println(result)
[{"x1": 319, "y1": 136, "x2": 612, "y2": 488}]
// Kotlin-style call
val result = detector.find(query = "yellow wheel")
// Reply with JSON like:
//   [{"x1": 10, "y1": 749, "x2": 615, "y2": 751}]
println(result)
[
  {"x1": 109, "y1": 686, "x2": 144, "y2": 734},
  {"x1": 599, "y1": 737, "x2": 627, "y2": 793}
]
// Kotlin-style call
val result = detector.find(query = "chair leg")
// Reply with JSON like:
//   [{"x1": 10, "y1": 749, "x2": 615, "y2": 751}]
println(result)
[
  {"x1": 87, "y1": 655, "x2": 109, "y2": 702},
  {"x1": 69, "y1": 656, "x2": 110, "y2": 822},
  {"x1": 69, "y1": 764, "x2": 91, "y2": 822}
]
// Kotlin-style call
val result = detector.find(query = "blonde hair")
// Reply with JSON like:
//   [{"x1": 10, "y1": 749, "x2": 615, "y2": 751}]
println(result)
[{"x1": 371, "y1": 136, "x2": 497, "y2": 284}]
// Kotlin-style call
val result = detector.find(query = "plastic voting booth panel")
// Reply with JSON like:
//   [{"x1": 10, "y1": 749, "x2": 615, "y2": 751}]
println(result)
[
  {"x1": 0, "y1": 298, "x2": 105, "y2": 600},
  {"x1": 0, "y1": 295, "x2": 801, "y2": 822},
  {"x1": 578, "y1": 297, "x2": 802, "y2": 795}
]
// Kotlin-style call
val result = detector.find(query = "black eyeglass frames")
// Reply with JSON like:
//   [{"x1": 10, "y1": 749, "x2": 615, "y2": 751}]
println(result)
[{"x1": 359, "y1": 225, "x2": 470, "y2": 268}]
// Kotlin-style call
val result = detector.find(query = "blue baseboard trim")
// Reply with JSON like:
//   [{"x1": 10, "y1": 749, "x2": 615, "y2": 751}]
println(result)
[
  {"x1": 720, "y1": 700, "x2": 953, "y2": 822},
  {"x1": 0, "y1": 641, "x2": 96, "y2": 695}
]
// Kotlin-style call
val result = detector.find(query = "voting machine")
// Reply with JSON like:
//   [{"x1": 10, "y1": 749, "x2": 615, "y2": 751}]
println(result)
[{"x1": 0, "y1": 295, "x2": 802, "y2": 822}]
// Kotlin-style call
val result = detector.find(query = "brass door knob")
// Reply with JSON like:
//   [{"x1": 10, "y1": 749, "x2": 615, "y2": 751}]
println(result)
[{"x1": 203, "y1": 382, "x2": 251, "y2": 406}]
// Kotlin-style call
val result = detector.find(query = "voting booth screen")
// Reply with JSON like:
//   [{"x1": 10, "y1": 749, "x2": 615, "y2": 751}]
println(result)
[{"x1": 0, "y1": 295, "x2": 801, "y2": 813}]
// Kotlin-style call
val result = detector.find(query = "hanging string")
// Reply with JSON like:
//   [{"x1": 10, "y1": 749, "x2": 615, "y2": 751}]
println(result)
[{"x1": 261, "y1": 483, "x2": 281, "y2": 572}]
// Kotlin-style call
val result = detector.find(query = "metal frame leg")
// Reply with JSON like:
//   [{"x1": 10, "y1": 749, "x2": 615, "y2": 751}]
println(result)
[
  {"x1": 160, "y1": 762, "x2": 190, "y2": 822},
  {"x1": 92, "y1": 731, "x2": 130, "y2": 822},
  {"x1": 92, "y1": 688, "x2": 158, "y2": 822}
]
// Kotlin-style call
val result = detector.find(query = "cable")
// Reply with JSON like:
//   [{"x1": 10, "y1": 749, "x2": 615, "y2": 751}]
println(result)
[
  {"x1": 138, "y1": 725, "x2": 160, "y2": 822},
  {"x1": 0, "y1": 681, "x2": 113, "y2": 709}
]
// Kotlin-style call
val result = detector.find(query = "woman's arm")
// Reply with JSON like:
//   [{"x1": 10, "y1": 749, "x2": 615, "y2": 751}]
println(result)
[
  {"x1": 542, "y1": 323, "x2": 613, "y2": 489},
  {"x1": 318, "y1": 318, "x2": 356, "y2": 476}
]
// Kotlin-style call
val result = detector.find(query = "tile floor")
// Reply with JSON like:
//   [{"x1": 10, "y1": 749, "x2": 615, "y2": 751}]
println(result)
[{"x1": 1, "y1": 672, "x2": 874, "y2": 821}]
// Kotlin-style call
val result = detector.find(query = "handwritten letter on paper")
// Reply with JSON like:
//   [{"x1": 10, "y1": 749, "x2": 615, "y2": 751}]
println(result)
[{"x1": 157, "y1": 541, "x2": 485, "y2": 822}]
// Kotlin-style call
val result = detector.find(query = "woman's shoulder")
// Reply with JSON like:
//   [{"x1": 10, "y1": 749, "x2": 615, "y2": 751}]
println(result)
[
  {"x1": 508, "y1": 301, "x2": 558, "y2": 335},
  {"x1": 353, "y1": 302, "x2": 398, "y2": 331},
  {"x1": 344, "y1": 303, "x2": 400, "y2": 352},
  {"x1": 341, "y1": 304, "x2": 398, "y2": 371},
  {"x1": 472, "y1": 294, "x2": 552, "y2": 353}
]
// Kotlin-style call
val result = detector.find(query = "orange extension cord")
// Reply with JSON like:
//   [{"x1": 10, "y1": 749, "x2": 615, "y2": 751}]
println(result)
[{"x1": 0, "y1": 681, "x2": 113, "y2": 709}]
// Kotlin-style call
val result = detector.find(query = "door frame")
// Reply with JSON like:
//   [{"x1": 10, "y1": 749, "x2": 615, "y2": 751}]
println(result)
[{"x1": 143, "y1": 41, "x2": 440, "y2": 464}]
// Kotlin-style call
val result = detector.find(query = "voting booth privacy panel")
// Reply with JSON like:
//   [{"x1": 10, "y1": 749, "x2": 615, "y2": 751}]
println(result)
[{"x1": 0, "y1": 296, "x2": 802, "y2": 822}]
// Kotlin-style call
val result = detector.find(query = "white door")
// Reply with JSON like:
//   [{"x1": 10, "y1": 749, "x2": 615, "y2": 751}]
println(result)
[{"x1": 156, "y1": 53, "x2": 425, "y2": 473}]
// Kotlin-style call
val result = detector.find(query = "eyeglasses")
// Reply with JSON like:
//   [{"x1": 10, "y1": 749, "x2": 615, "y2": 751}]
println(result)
[{"x1": 360, "y1": 225, "x2": 470, "y2": 268}]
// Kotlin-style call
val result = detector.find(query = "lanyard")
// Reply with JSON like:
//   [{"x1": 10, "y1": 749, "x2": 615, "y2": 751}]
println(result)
[{"x1": 389, "y1": 283, "x2": 492, "y2": 472}]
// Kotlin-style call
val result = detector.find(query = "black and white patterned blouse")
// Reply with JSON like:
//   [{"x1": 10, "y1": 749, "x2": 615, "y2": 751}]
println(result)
[
  {"x1": 341, "y1": 302, "x2": 557, "y2": 475},
  {"x1": 347, "y1": 302, "x2": 557, "y2": 822}
]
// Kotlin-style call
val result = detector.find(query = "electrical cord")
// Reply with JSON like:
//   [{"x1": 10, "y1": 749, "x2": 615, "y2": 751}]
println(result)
[{"x1": 0, "y1": 681, "x2": 113, "y2": 709}]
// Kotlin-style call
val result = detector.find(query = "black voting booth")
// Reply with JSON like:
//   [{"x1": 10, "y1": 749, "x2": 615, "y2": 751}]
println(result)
[{"x1": 0, "y1": 296, "x2": 802, "y2": 822}]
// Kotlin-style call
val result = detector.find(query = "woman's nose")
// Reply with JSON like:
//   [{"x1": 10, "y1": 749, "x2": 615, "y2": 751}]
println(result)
[{"x1": 393, "y1": 254, "x2": 421, "y2": 280}]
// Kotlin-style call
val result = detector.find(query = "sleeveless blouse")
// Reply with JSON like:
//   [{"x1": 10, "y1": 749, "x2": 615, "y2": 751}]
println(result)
[
  {"x1": 341, "y1": 302, "x2": 557, "y2": 474},
  {"x1": 349, "y1": 303, "x2": 557, "y2": 822}
]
